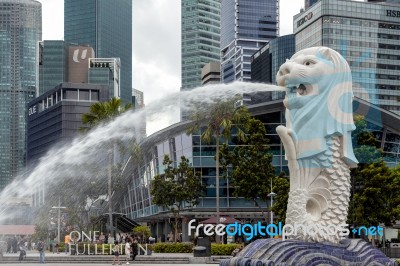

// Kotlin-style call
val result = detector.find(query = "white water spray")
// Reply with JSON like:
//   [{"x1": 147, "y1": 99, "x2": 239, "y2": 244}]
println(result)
[{"x1": 0, "y1": 82, "x2": 284, "y2": 223}]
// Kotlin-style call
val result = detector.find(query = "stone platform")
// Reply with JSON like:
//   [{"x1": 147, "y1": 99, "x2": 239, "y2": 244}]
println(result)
[{"x1": 219, "y1": 239, "x2": 398, "y2": 266}]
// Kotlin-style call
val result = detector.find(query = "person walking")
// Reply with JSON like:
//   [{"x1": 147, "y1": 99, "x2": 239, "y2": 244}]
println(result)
[
  {"x1": 124, "y1": 239, "x2": 131, "y2": 264},
  {"x1": 131, "y1": 237, "x2": 138, "y2": 261},
  {"x1": 112, "y1": 241, "x2": 121, "y2": 265},
  {"x1": 64, "y1": 233, "x2": 71, "y2": 254},
  {"x1": 37, "y1": 240, "x2": 45, "y2": 264},
  {"x1": 18, "y1": 240, "x2": 26, "y2": 262}
]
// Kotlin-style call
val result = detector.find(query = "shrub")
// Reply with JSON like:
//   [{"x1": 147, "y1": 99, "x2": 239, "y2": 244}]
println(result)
[
  {"x1": 152, "y1": 242, "x2": 193, "y2": 253},
  {"x1": 211, "y1": 243, "x2": 241, "y2": 255}
]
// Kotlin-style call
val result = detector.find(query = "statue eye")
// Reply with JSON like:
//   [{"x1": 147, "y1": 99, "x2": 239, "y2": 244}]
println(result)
[{"x1": 304, "y1": 60, "x2": 315, "y2": 66}]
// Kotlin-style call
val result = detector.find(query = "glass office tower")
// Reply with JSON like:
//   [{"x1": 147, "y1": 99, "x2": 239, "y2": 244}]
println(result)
[
  {"x1": 181, "y1": 0, "x2": 221, "y2": 90},
  {"x1": 305, "y1": 0, "x2": 319, "y2": 9},
  {"x1": 294, "y1": 0, "x2": 400, "y2": 115},
  {"x1": 64, "y1": 0, "x2": 132, "y2": 103},
  {"x1": 0, "y1": 0, "x2": 41, "y2": 190},
  {"x1": 221, "y1": 0, "x2": 279, "y2": 83},
  {"x1": 39, "y1": 41, "x2": 68, "y2": 95}
]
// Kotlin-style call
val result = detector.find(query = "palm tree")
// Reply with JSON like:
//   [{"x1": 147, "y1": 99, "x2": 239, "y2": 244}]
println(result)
[
  {"x1": 82, "y1": 97, "x2": 132, "y2": 128},
  {"x1": 82, "y1": 97, "x2": 132, "y2": 236},
  {"x1": 187, "y1": 99, "x2": 249, "y2": 243}
]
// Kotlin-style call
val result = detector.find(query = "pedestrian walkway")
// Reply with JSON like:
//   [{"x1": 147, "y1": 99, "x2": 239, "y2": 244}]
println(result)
[{"x1": 0, "y1": 250, "x2": 224, "y2": 264}]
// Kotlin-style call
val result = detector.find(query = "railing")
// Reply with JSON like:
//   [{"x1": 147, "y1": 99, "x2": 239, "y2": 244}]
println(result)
[{"x1": 379, "y1": 246, "x2": 400, "y2": 258}]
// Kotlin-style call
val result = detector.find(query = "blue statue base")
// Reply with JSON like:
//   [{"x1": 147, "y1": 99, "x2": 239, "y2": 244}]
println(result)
[{"x1": 220, "y1": 238, "x2": 398, "y2": 266}]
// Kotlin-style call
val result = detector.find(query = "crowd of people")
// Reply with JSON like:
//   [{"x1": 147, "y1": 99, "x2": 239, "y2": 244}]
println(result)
[{"x1": 3, "y1": 236, "x2": 34, "y2": 253}]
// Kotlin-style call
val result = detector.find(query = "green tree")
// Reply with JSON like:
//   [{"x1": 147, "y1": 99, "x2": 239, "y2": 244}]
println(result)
[
  {"x1": 347, "y1": 116, "x2": 400, "y2": 230},
  {"x1": 82, "y1": 97, "x2": 132, "y2": 235},
  {"x1": 351, "y1": 115, "x2": 382, "y2": 165},
  {"x1": 271, "y1": 173, "x2": 290, "y2": 223},
  {"x1": 81, "y1": 97, "x2": 132, "y2": 128},
  {"x1": 150, "y1": 155, "x2": 203, "y2": 242},
  {"x1": 133, "y1": 225, "x2": 151, "y2": 242},
  {"x1": 187, "y1": 99, "x2": 248, "y2": 242},
  {"x1": 348, "y1": 161, "x2": 400, "y2": 227},
  {"x1": 219, "y1": 116, "x2": 275, "y2": 219}
]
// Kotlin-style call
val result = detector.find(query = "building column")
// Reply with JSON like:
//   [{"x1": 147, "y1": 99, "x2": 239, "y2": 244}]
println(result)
[{"x1": 181, "y1": 219, "x2": 189, "y2": 242}]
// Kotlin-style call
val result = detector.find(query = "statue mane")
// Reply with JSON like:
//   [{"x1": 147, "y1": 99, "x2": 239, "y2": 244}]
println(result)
[{"x1": 277, "y1": 47, "x2": 358, "y2": 167}]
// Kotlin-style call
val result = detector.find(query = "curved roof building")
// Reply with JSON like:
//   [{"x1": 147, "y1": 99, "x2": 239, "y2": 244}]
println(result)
[{"x1": 115, "y1": 97, "x2": 400, "y2": 242}]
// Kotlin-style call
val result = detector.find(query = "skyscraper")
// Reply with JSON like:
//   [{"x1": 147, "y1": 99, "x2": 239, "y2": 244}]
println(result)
[
  {"x1": 64, "y1": 0, "x2": 132, "y2": 103},
  {"x1": 88, "y1": 58, "x2": 121, "y2": 99},
  {"x1": 39, "y1": 41, "x2": 95, "y2": 95},
  {"x1": 221, "y1": 0, "x2": 279, "y2": 83},
  {"x1": 181, "y1": 0, "x2": 221, "y2": 90},
  {"x1": 0, "y1": 0, "x2": 41, "y2": 190},
  {"x1": 294, "y1": 0, "x2": 400, "y2": 115},
  {"x1": 305, "y1": 0, "x2": 319, "y2": 9}
]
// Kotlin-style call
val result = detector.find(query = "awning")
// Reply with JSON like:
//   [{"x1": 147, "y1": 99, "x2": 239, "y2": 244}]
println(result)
[
  {"x1": 97, "y1": 213, "x2": 140, "y2": 232},
  {"x1": 0, "y1": 225, "x2": 35, "y2": 235}
]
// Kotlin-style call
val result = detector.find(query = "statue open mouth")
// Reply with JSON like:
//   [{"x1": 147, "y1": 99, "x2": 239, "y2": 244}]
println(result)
[
  {"x1": 297, "y1": 84, "x2": 307, "y2": 95},
  {"x1": 288, "y1": 84, "x2": 307, "y2": 96}
]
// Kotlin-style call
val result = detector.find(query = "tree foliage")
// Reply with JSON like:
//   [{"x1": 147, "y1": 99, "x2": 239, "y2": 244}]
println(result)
[
  {"x1": 81, "y1": 97, "x2": 132, "y2": 129},
  {"x1": 219, "y1": 115, "x2": 275, "y2": 215},
  {"x1": 187, "y1": 99, "x2": 250, "y2": 242},
  {"x1": 348, "y1": 161, "x2": 400, "y2": 226},
  {"x1": 347, "y1": 115, "x2": 400, "y2": 227},
  {"x1": 352, "y1": 115, "x2": 382, "y2": 164},
  {"x1": 133, "y1": 225, "x2": 151, "y2": 241},
  {"x1": 271, "y1": 172, "x2": 290, "y2": 222},
  {"x1": 150, "y1": 155, "x2": 203, "y2": 242}
]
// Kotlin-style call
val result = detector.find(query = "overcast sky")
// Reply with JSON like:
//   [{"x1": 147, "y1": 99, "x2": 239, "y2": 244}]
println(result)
[{"x1": 37, "y1": 0, "x2": 305, "y2": 105}]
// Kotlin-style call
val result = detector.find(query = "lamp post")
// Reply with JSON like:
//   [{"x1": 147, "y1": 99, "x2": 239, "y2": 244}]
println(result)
[
  {"x1": 52, "y1": 196, "x2": 66, "y2": 243},
  {"x1": 268, "y1": 191, "x2": 277, "y2": 225},
  {"x1": 268, "y1": 178, "x2": 276, "y2": 235}
]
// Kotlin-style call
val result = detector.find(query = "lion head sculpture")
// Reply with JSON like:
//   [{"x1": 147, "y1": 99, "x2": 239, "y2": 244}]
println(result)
[{"x1": 276, "y1": 47, "x2": 358, "y2": 167}]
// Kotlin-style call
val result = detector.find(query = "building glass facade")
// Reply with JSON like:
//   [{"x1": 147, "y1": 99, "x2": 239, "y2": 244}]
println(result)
[
  {"x1": 181, "y1": 0, "x2": 221, "y2": 90},
  {"x1": 27, "y1": 83, "x2": 109, "y2": 166},
  {"x1": 221, "y1": 0, "x2": 279, "y2": 83},
  {"x1": 64, "y1": 0, "x2": 132, "y2": 104},
  {"x1": 39, "y1": 41, "x2": 67, "y2": 96},
  {"x1": 251, "y1": 34, "x2": 295, "y2": 85},
  {"x1": 305, "y1": 0, "x2": 319, "y2": 9},
  {"x1": 294, "y1": 0, "x2": 400, "y2": 115},
  {"x1": 117, "y1": 97, "x2": 400, "y2": 241},
  {"x1": 0, "y1": 0, "x2": 41, "y2": 190},
  {"x1": 88, "y1": 58, "x2": 121, "y2": 99}
]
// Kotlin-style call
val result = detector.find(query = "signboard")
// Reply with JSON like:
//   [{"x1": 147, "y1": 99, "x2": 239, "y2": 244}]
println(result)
[
  {"x1": 387, "y1": 10, "x2": 400, "y2": 17},
  {"x1": 297, "y1": 12, "x2": 313, "y2": 28}
]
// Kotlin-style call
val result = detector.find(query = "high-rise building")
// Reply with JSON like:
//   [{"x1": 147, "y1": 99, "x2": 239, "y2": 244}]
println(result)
[
  {"x1": 294, "y1": 0, "x2": 400, "y2": 115},
  {"x1": 39, "y1": 41, "x2": 95, "y2": 95},
  {"x1": 132, "y1": 88, "x2": 146, "y2": 139},
  {"x1": 366, "y1": 0, "x2": 400, "y2": 3},
  {"x1": 221, "y1": 0, "x2": 279, "y2": 83},
  {"x1": 251, "y1": 34, "x2": 295, "y2": 85},
  {"x1": 39, "y1": 41, "x2": 67, "y2": 96},
  {"x1": 64, "y1": 0, "x2": 132, "y2": 104},
  {"x1": 181, "y1": 0, "x2": 221, "y2": 90},
  {"x1": 250, "y1": 34, "x2": 295, "y2": 102},
  {"x1": 201, "y1": 62, "x2": 221, "y2": 85},
  {"x1": 88, "y1": 58, "x2": 121, "y2": 99},
  {"x1": 27, "y1": 83, "x2": 110, "y2": 167},
  {"x1": 132, "y1": 89, "x2": 144, "y2": 108},
  {"x1": 0, "y1": 0, "x2": 41, "y2": 190},
  {"x1": 305, "y1": 0, "x2": 319, "y2": 9}
]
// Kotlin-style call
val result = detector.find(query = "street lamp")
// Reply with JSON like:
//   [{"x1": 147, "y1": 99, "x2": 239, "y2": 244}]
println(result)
[
  {"x1": 268, "y1": 191, "x2": 276, "y2": 225},
  {"x1": 51, "y1": 196, "x2": 66, "y2": 244}
]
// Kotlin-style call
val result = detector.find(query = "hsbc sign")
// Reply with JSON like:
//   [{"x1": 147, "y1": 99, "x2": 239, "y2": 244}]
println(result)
[{"x1": 297, "y1": 12, "x2": 313, "y2": 28}]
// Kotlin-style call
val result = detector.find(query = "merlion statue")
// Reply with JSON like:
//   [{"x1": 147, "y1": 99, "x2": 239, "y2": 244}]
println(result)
[
  {"x1": 220, "y1": 48, "x2": 397, "y2": 265},
  {"x1": 276, "y1": 47, "x2": 358, "y2": 243}
]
